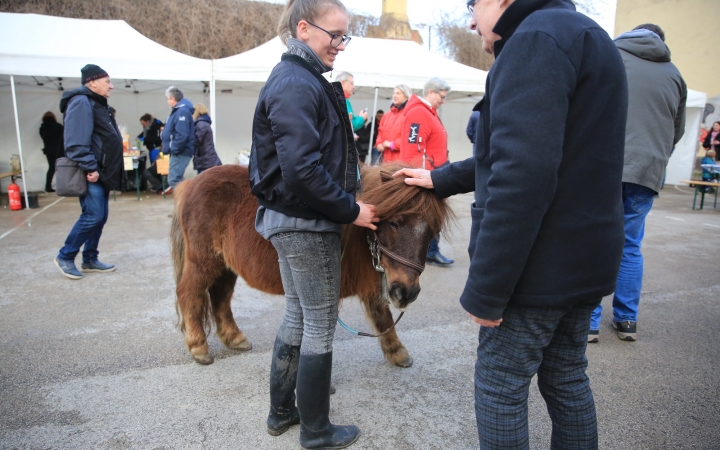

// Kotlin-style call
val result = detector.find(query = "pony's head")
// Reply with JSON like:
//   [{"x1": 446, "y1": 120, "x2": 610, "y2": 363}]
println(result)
[{"x1": 354, "y1": 163, "x2": 452, "y2": 310}]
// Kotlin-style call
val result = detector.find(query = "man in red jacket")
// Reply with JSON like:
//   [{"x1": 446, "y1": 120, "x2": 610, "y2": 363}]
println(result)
[{"x1": 398, "y1": 77, "x2": 453, "y2": 266}]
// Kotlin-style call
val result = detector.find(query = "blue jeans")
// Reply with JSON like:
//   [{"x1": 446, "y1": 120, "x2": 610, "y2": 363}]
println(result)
[
  {"x1": 168, "y1": 153, "x2": 192, "y2": 188},
  {"x1": 270, "y1": 231, "x2": 341, "y2": 355},
  {"x1": 590, "y1": 183, "x2": 655, "y2": 329},
  {"x1": 475, "y1": 302, "x2": 600, "y2": 450},
  {"x1": 57, "y1": 181, "x2": 110, "y2": 264},
  {"x1": 427, "y1": 235, "x2": 440, "y2": 257},
  {"x1": 371, "y1": 147, "x2": 380, "y2": 165}
]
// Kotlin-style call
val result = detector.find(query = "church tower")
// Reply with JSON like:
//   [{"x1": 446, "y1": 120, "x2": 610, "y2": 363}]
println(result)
[
  {"x1": 365, "y1": 0, "x2": 423, "y2": 44},
  {"x1": 382, "y1": 0, "x2": 409, "y2": 22}
]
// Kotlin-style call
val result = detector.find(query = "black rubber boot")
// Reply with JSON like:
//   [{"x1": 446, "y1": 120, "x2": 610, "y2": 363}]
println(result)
[
  {"x1": 267, "y1": 337, "x2": 300, "y2": 436},
  {"x1": 297, "y1": 352, "x2": 360, "y2": 450}
]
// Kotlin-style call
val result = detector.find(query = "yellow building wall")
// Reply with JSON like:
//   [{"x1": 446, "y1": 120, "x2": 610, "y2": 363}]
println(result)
[
  {"x1": 615, "y1": 0, "x2": 720, "y2": 97},
  {"x1": 382, "y1": 0, "x2": 408, "y2": 22}
]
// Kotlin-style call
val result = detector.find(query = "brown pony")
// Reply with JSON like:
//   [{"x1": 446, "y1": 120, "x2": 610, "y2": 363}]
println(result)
[{"x1": 171, "y1": 163, "x2": 450, "y2": 367}]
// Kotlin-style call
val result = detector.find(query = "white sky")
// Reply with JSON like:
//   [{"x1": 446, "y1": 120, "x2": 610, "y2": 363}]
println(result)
[{"x1": 258, "y1": 0, "x2": 617, "y2": 54}]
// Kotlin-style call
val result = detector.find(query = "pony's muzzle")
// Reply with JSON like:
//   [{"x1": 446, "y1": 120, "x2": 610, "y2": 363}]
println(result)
[{"x1": 389, "y1": 283, "x2": 421, "y2": 309}]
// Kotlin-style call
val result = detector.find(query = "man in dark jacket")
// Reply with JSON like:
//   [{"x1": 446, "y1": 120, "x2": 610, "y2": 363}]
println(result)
[
  {"x1": 55, "y1": 64, "x2": 123, "y2": 280},
  {"x1": 589, "y1": 24, "x2": 686, "y2": 343},
  {"x1": 396, "y1": 0, "x2": 628, "y2": 447},
  {"x1": 161, "y1": 86, "x2": 194, "y2": 194}
]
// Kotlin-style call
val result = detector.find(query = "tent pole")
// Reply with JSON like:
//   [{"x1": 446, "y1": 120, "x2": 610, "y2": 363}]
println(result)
[
  {"x1": 10, "y1": 75, "x2": 30, "y2": 209},
  {"x1": 210, "y1": 60, "x2": 216, "y2": 139},
  {"x1": 367, "y1": 87, "x2": 379, "y2": 165}
]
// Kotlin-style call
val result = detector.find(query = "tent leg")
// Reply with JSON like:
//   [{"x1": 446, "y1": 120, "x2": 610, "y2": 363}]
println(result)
[
  {"x1": 209, "y1": 63, "x2": 217, "y2": 139},
  {"x1": 10, "y1": 75, "x2": 30, "y2": 209},
  {"x1": 367, "y1": 87, "x2": 379, "y2": 166}
]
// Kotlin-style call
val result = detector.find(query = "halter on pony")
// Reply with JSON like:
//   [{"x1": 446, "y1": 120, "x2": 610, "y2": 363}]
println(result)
[{"x1": 336, "y1": 231, "x2": 426, "y2": 338}]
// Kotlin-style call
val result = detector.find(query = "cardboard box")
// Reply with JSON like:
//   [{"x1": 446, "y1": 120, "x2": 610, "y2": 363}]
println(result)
[{"x1": 156, "y1": 158, "x2": 169, "y2": 175}]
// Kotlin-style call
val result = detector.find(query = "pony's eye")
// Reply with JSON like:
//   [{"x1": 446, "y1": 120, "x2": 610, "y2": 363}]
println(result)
[{"x1": 389, "y1": 221, "x2": 399, "y2": 230}]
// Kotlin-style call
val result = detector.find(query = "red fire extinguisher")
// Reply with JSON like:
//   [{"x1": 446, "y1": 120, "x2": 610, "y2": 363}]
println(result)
[{"x1": 8, "y1": 181, "x2": 22, "y2": 211}]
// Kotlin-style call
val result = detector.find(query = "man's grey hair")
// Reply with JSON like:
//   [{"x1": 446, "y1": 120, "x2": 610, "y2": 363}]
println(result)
[
  {"x1": 396, "y1": 84, "x2": 412, "y2": 99},
  {"x1": 335, "y1": 72, "x2": 354, "y2": 83},
  {"x1": 423, "y1": 77, "x2": 451, "y2": 97},
  {"x1": 165, "y1": 86, "x2": 184, "y2": 101}
]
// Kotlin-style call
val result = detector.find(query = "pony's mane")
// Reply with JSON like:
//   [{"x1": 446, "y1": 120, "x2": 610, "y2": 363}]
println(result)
[{"x1": 357, "y1": 163, "x2": 451, "y2": 235}]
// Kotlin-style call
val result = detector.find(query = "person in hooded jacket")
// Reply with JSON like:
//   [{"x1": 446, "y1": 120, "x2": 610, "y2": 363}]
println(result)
[
  {"x1": 161, "y1": 86, "x2": 194, "y2": 194},
  {"x1": 54, "y1": 64, "x2": 123, "y2": 280},
  {"x1": 39, "y1": 111, "x2": 65, "y2": 192},
  {"x1": 375, "y1": 84, "x2": 411, "y2": 164},
  {"x1": 589, "y1": 24, "x2": 687, "y2": 343},
  {"x1": 192, "y1": 103, "x2": 222, "y2": 174},
  {"x1": 249, "y1": 1, "x2": 378, "y2": 448},
  {"x1": 395, "y1": 0, "x2": 629, "y2": 447}
]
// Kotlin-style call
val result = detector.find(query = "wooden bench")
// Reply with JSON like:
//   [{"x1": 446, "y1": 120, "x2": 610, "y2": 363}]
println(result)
[
  {"x1": 0, "y1": 170, "x2": 21, "y2": 181},
  {"x1": 680, "y1": 179, "x2": 720, "y2": 210}
]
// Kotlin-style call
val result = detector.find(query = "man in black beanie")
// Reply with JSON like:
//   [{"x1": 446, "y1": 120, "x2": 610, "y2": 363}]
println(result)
[{"x1": 54, "y1": 64, "x2": 123, "y2": 280}]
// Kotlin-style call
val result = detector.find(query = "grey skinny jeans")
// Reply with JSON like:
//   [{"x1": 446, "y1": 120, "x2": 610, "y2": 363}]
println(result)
[{"x1": 270, "y1": 231, "x2": 341, "y2": 355}]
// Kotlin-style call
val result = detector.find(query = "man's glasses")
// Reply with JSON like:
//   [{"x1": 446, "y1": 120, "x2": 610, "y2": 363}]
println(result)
[
  {"x1": 306, "y1": 21, "x2": 352, "y2": 48},
  {"x1": 467, "y1": 0, "x2": 477, "y2": 15}
]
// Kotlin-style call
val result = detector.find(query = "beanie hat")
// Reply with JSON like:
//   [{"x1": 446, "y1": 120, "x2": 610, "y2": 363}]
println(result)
[{"x1": 81, "y1": 64, "x2": 109, "y2": 85}]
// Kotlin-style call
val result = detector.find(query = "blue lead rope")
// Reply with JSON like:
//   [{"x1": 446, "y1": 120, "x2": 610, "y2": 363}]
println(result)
[{"x1": 337, "y1": 316, "x2": 359, "y2": 335}]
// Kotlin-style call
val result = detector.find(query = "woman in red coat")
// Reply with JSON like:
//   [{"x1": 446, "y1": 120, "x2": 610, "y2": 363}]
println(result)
[
  {"x1": 398, "y1": 77, "x2": 453, "y2": 266},
  {"x1": 375, "y1": 84, "x2": 411, "y2": 164},
  {"x1": 397, "y1": 78, "x2": 450, "y2": 170}
]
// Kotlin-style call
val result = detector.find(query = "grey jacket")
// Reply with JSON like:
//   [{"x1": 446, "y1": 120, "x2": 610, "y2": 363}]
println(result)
[{"x1": 615, "y1": 30, "x2": 687, "y2": 192}]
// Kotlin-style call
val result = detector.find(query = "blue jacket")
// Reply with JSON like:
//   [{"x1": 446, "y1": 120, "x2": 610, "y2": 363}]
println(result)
[
  {"x1": 249, "y1": 53, "x2": 360, "y2": 224},
  {"x1": 161, "y1": 98, "x2": 195, "y2": 157},
  {"x1": 431, "y1": 0, "x2": 628, "y2": 320},
  {"x1": 466, "y1": 110, "x2": 480, "y2": 144},
  {"x1": 193, "y1": 114, "x2": 222, "y2": 171},
  {"x1": 59, "y1": 86, "x2": 123, "y2": 190}
]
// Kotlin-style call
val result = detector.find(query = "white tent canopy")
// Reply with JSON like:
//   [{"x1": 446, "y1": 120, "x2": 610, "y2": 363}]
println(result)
[
  {"x1": 213, "y1": 36, "x2": 487, "y2": 97},
  {"x1": 0, "y1": 13, "x2": 212, "y2": 81},
  {"x1": 665, "y1": 88, "x2": 708, "y2": 186}
]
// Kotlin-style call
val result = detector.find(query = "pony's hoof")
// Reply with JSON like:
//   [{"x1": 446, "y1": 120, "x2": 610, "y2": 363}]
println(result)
[
  {"x1": 229, "y1": 340, "x2": 252, "y2": 352},
  {"x1": 193, "y1": 354, "x2": 214, "y2": 365},
  {"x1": 395, "y1": 355, "x2": 413, "y2": 368}
]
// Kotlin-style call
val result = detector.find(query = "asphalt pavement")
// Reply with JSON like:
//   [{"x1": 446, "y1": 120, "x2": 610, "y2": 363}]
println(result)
[{"x1": 0, "y1": 184, "x2": 718, "y2": 449}]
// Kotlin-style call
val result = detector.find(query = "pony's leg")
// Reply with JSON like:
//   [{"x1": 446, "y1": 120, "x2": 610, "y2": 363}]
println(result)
[
  {"x1": 363, "y1": 294, "x2": 413, "y2": 368},
  {"x1": 209, "y1": 269, "x2": 252, "y2": 352},
  {"x1": 177, "y1": 262, "x2": 214, "y2": 365}
]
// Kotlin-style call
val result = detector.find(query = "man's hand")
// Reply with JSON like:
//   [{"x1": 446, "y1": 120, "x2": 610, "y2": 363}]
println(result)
[
  {"x1": 393, "y1": 168, "x2": 434, "y2": 189},
  {"x1": 87, "y1": 171, "x2": 99, "y2": 183},
  {"x1": 468, "y1": 313, "x2": 503, "y2": 328},
  {"x1": 353, "y1": 200, "x2": 379, "y2": 230}
]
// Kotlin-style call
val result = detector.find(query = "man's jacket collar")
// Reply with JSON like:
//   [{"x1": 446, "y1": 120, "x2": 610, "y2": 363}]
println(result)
[{"x1": 492, "y1": 0, "x2": 573, "y2": 56}]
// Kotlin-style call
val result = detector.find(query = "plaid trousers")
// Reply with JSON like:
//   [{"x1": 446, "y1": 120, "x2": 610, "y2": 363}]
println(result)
[{"x1": 474, "y1": 301, "x2": 600, "y2": 450}]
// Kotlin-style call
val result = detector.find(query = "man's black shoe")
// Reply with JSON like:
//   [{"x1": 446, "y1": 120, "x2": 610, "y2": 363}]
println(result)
[{"x1": 426, "y1": 253, "x2": 454, "y2": 266}]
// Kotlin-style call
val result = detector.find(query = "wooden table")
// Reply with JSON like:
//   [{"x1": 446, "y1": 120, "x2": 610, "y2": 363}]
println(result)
[{"x1": 680, "y1": 179, "x2": 720, "y2": 210}]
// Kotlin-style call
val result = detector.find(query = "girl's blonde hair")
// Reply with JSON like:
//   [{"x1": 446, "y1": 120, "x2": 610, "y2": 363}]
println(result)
[
  {"x1": 193, "y1": 103, "x2": 209, "y2": 120},
  {"x1": 277, "y1": 0, "x2": 349, "y2": 45}
]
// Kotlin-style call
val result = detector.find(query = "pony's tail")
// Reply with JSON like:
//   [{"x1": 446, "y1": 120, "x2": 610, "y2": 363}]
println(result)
[{"x1": 171, "y1": 181, "x2": 189, "y2": 332}]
